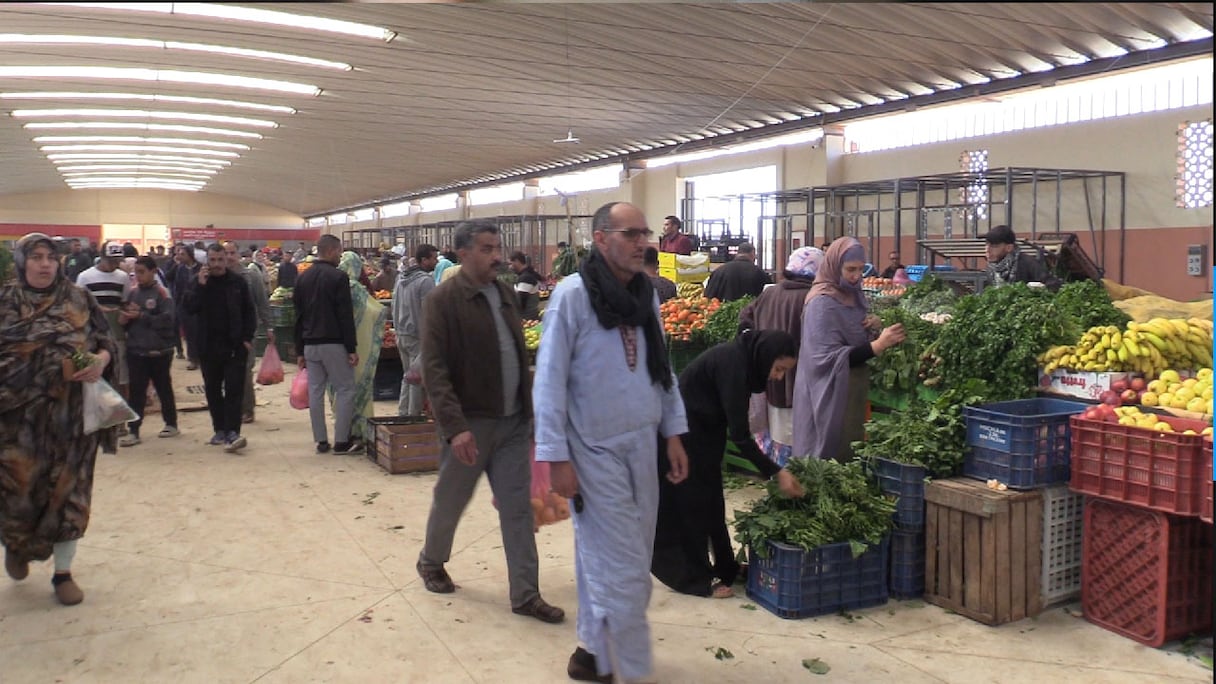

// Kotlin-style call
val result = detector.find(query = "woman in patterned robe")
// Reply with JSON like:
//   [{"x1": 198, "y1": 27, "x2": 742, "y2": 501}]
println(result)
[{"x1": 1, "y1": 232, "x2": 118, "y2": 605}]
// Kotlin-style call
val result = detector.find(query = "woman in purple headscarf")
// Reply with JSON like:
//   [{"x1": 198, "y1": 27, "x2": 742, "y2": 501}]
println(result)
[
  {"x1": 792, "y1": 237, "x2": 906, "y2": 461},
  {"x1": 738, "y1": 246, "x2": 824, "y2": 467}
]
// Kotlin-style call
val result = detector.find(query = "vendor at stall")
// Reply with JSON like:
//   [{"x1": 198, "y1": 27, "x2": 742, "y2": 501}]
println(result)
[{"x1": 983, "y1": 225, "x2": 1056, "y2": 288}]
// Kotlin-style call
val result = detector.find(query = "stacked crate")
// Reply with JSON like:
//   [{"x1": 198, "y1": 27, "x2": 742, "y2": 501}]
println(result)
[
  {"x1": 872, "y1": 458, "x2": 927, "y2": 599},
  {"x1": 1068, "y1": 413, "x2": 1214, "y2": 645}
]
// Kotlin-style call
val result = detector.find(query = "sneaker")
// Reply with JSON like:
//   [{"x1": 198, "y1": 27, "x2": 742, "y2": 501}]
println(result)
[
  {"x1": 316, "y1": 441, "x2": 331, "y2": 454},
  {"x1": 333, "y1": 439, "x2": 364, "y2": 455},
  {"x1": 208, "y1": 432, "x2": 227, "y2": 446},
  {"x1": 118, "y1": 434, "x2": 141, "y2": 447},
  {"x1": 158, "y1": 426, "x2": 180, "y2": 438},
  {"x1": 224, "y1": 433, "x2": 247, "y2": 453}
]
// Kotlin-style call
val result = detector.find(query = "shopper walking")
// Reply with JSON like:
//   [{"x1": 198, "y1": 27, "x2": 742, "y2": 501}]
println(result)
[
  {"x1": 393, "y1": 243, "x2": 438, "y2": 417},
  {"x1": 533, "y1": 201, "x2": 689, "y2": 684},
  {"x1": 793, "y1": 237, "x2": 906, "y2": 462},
  {"x1": 336, "y1": 250, "x2": 387, "y2": 444},
  {"x1": 292, "y1": 235, "x2": 361, "y2": 455},
  {"x1": 223, "y1": 241, "x2": 273, "y2": 424},
  {"x1": 183, "y1": 244, "x2": 256, "y2": 453},
  {"x1": 417, "y1": 219, "x2": 565, "y2": 626},
  {"x1": 166, "y1": 244, "x2": 202, "y2": 368},
  {"x1": 1, "y1": 232, "x2": 117, "y2": 606},
  {"x1": 118, "y1": 256, "x2": 180, "y2": 446},
  {"x1": 76, "y1": 241, "x2": 132, "y2": 402}
]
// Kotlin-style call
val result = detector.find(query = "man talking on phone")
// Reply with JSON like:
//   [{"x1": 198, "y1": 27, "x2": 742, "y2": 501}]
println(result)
[{"x1": 182, "y1": 243, "x2": 256, "y2": 453}]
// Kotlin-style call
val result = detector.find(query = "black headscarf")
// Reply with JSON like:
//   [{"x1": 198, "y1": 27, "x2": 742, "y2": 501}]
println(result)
[
  {"x1": 579, "y1": 247, "x2": 673, "y2": 391},
  {"x1": 736, "y1": 329, "x2": 799, "y2": 393}
]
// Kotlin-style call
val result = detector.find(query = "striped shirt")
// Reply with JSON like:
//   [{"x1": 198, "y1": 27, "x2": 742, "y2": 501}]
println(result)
[{"x1": 76, "y1": 266, "x2": 131, "y2": 309}]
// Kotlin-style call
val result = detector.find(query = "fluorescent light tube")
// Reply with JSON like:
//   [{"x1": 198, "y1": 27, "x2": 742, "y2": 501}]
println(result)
[
  {"x1": 47, "y1": 153, "x2": 230, "y2": 165},
  {"x1": 0, "y1": 91, "x2": 296, "y2": 114},
  {"x1": 40, "y1": 144, "x2": 240, "y2": 157},
  {"x1": 33, "y1": 136, "x2": 249, "y2": 150},
  {"x1": 40, "y1": 3, "x2": 397, "y2": 42},
  {"x1": 12, "y1": 108, "x2": 277, "y2": 128},
  {"x1": 0, "y1": 34, "x2": 351, "y2": 70},
  {"x1": 57, "y1": 165, "x2": 218, "y2": 174},
  {"x1": 24, "y1": 122, "x2": 263, "y2": 138},
  {"x1": 61, "y1": 170, "x2": 214, "y2": 178},
  {"x1": 0, "y1": 66, "x2": 320, "y2": 96}
]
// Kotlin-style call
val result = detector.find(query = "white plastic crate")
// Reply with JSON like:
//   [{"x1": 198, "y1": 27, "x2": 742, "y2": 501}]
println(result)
[{"x1": 1041, "y1": 485, "x2": 1084, "y2": 605}]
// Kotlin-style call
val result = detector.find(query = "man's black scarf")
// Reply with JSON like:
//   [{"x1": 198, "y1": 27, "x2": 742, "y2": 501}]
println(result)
[{"x1": 579, "y1": 248, "x2": 673, "y2": 391}]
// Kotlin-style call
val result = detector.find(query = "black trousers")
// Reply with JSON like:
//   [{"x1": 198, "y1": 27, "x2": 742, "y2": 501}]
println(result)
[
  {"x1": 127, "y1": 353, "x2": 177, "y2": 435},
  {"x1": 200, "y1": 348, "x2": 247, "y2": 435},
  {"x1": 177, "y1": 306, "x2": 199, "y2": 362}
]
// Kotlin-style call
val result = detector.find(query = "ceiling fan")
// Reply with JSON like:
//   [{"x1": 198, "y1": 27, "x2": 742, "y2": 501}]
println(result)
[{"x1": 553, "y1": 130, "x2": 581, "y2": 144}]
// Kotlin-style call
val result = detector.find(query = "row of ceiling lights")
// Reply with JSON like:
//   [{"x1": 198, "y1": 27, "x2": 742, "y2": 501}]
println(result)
[{"x1": 1, "y1": 3, "x2": 396, "y2": 191}]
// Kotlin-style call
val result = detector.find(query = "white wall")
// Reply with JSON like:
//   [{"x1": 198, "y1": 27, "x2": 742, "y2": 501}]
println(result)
[{"x1": 0, "y1": 189, "x2": 302, "y2": 228}]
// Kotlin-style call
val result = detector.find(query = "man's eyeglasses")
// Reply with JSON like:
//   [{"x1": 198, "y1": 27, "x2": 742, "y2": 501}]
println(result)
[{"x1": 599, "y1": 228, "x2": 654, "y2": 241}]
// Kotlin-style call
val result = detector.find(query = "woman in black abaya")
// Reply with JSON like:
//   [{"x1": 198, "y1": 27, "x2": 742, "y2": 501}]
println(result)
[{"x1": 652, "y1": 329, "x2": 804, "y2": 598}]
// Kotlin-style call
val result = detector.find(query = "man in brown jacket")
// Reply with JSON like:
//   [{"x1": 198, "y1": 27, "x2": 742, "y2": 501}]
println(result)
[{"x1": 416, "y1": 218, "x2": 565, "y2": 625}]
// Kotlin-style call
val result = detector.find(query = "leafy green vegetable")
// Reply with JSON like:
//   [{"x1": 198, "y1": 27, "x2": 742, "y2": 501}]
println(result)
[
  {"x1": 935, "y1": 284, "x2": 1079, "y2": 400},
  {"x1": 706, "y1": 647, "x2": 734, "y2": 660},
  {"x1": 802, "y1": 658, "x2": 831, "y2": 675},
  {"x1": 732, "y1": 458, "x2": 895, "y2": 560},
  {"x1": 867, "y1": 306, "x2": 944, "y2": 394},
  {"x1": 695, "y1": 294, "x2": 754, "y2": 345},
  {"x1": 854, "y1": 379, "x2": 991, "y2": 478},
  {"x1": 898, "y1": 275, "x2": 959, "y2": 316},
  {"x1": 1052, "y1": 279, "x2": 1129, "y2": 330}
]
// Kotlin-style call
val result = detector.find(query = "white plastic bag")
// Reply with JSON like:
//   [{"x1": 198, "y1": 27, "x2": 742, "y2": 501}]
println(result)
[{"x1": 83, "y1": 378, "x2": 139, "y2": 434}]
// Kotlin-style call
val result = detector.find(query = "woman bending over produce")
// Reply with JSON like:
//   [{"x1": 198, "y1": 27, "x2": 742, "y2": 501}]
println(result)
[
  {"x1": 652, "y1": 329, "x2": 805, "y2": 599},
  {"x1": 793, "y1": 237, "x2": 906, "y2": 462}
]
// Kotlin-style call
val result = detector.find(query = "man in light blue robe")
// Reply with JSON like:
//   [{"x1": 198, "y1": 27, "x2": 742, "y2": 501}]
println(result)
[{"x1": 534, "y1": 201, "x2": 689, "y2": 684}]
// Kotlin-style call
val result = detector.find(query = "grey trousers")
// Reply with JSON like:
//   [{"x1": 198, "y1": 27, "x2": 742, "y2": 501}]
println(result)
[
  {"x1": 419, "y1": 412, "x2": 538, "y2": 608},
  {"x1": 303, "y1": 343, "x2": 356, "y2": 444},
  {"x1": 397, "y1": 335, "x2": 424, "y2": 416}
]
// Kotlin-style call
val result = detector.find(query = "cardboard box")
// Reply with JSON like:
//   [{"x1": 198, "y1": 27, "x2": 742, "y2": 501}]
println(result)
[{"x1": 1037, "y1": 369, "x2": 1138, "y2": 400}]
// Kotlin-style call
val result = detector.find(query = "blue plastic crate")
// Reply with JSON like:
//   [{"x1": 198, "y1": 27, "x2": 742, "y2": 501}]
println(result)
[
  {"x1": 904, "y1": 265, "x2": 928, "y2": 282},
  {"x1": 889, "y1": 529, "x2": 925, "y2": 599},
  {"x1": 746, "y1": 538, "x2": 889, "y2": 619},
  {"x1": 963, "y1": 398, "x2": 1088, "y2": 489},
  {"x1": 873, "y1": 457, "x2": 927, "y2": 530}
]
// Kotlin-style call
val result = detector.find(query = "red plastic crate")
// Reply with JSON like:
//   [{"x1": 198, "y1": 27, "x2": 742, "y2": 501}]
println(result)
[
  {"x1": 1202, "y1": 439, "x2": 1213, "y2": 526},
  {"x1": 1068, "y1": 415, "x2": 1208, "y2": 516},
  {"x1": 1082, "y1": 498, "x2": 1213, "y2": 647}
]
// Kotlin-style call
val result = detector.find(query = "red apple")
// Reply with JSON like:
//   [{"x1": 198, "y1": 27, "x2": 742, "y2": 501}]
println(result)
[
  {"x1": 1121, "y1": 389, "x2": 1139, "y2": 403},
  {"x1": 1097, "y1": 403, "x2": 1118, "y2": 421},
  {"x1": 1083, "y1": 406, "x2": 1103, "y2": 421},
  {"x1": 1130, "y1": 377, "x2": 1147, "y2": 392},
  {"x1": 1099, "y1": 389, "x2": 1122, "y2": 406},
  {"x1": 1111, "y1": 379, "x2": 1129, "y2": 394}
]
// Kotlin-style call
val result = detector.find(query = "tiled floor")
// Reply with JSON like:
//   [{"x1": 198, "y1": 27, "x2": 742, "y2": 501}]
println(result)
[{"x1": 1, "y1": 363, "x2": 1210, "y2": 683}]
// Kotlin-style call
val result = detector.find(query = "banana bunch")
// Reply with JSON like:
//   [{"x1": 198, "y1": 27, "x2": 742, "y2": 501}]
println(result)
[
  {"x1": 1125, "y1": 318, "x2": 1213, "y2": 373},
  {"x1": 1040, "y1": 318, "x2": 1214, "y2": 376},
  {"x1": 676, "y1": 282, "x2": 704, "y2": 299}
]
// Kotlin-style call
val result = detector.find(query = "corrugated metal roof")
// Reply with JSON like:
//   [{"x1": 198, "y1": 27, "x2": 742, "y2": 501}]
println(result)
[{"x1": 0, "y1": 2, "x2": 1210, "y2": 216}]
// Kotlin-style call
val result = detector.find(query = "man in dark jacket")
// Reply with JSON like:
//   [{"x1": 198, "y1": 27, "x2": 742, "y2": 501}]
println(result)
[
  {"x1": 293, "y1": 234, "x2": 361, "y2": 455},
  {"x1": 118, "y1": 256, "x2": 180, "y2": 447},
  {"x1": 703, "y1": 242, "x2": 770, "y2": 302},
  {"x1": 508, "y1": 250, "x2": 542, "y2": 320},
  {"x1": 166, "y1": 244, "x2": 201, "y2": 368},
  {"x1": 416, "y1": 219, "x2": 564, "y2": 626},
  {"x1": 983, "y1": 225, "x2": 1057, "y2": 288},
  {"x1": 277, "y1": 250, "x2": 298, "y2": 288},
  {"x1": 183, "y1": 244, "x2": 256, "y2": 452},
  {"x1": 393, "y1": 243, "x2": 438, "y2": 417}
]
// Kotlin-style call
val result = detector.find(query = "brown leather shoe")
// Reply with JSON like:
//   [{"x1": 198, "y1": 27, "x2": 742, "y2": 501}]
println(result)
[
  {"x1": 5, "y1": 548, "x2": 28, "y2": 581},
  {"x1": 567, "y1": 647, "x2": 612, "y2": 682},
  {"x1": 416, "y1": 560, "x2": 456, "y2": 593},
  {"x1": 512, "y1": 595, "x2": 565, "y2": 624},
  {"x1": 53, "y1": 573, "x2": 84, "y2": 606}
]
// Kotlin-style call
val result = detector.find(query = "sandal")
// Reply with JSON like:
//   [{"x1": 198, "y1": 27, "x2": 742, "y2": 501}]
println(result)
[{"x1": 710, "y1": 580, "x2": 735, "y2": 599}]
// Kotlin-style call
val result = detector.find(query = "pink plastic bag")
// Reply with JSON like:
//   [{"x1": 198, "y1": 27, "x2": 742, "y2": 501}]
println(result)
[
  {"x1": 492, "y1": 444, "x2": 569, "y2": 529},
  {"x1": 289, "y1": 368, "x2": 309, "y2": 409},
  {"x1": 256, "y1": 344, "x2": 284, "y2": 385}
]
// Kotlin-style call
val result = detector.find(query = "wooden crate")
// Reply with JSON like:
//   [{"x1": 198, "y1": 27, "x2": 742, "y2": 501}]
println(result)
[
  {"x1": 924, "y1": 478, "x2": 1044, "y2": 625},
  {"x1": 368, "y1": 417, "x2": 442, "y2": 474}
]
